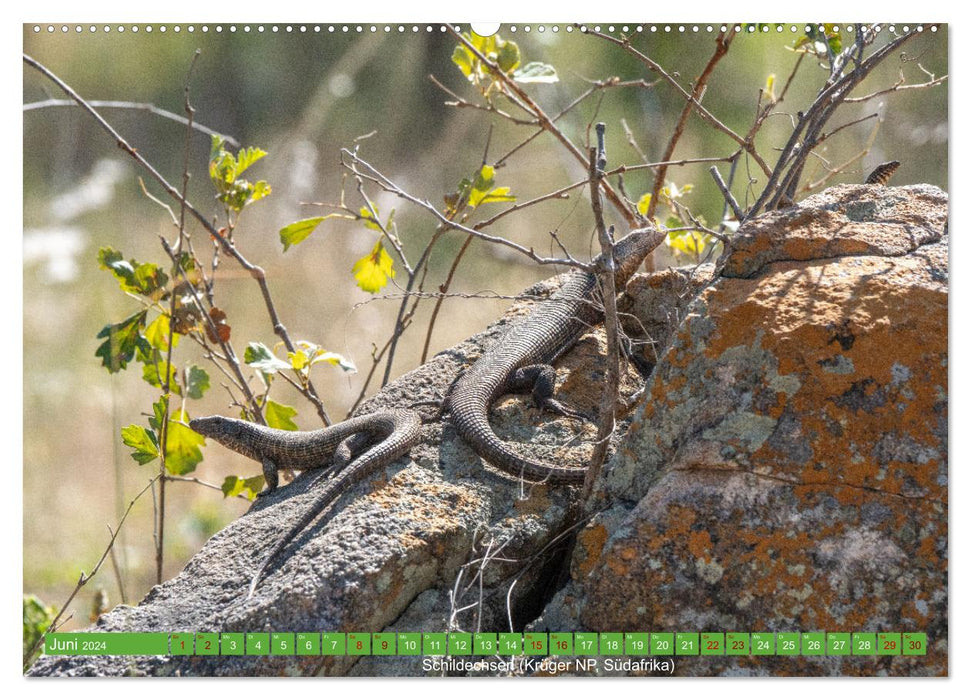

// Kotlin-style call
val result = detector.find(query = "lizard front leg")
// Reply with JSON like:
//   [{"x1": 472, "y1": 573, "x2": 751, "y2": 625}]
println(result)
[
  {"x1": 258, "y1": 457, "x2": 281, "y2": 497},
  {"x1": 508, "y1": 364, "x2": 589, "y2": 421}
]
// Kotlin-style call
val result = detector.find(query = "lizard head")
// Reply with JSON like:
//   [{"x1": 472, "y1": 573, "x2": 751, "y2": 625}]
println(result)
[
  {"x1": 611, "y1": 225, "x2": 666, "y2": 286},
  {"x1": 188, "y1": 415, "x2": 246, "y2": 443}
]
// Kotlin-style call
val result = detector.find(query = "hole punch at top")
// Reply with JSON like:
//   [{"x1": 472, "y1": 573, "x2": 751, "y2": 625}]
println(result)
[{"x1": 470, "y1": 22, "x2": 501, "y2": 37}]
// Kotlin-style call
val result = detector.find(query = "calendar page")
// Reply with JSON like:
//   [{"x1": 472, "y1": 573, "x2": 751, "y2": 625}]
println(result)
[{"x1": 22, "y1": 17, "x2": 948, "y2": 679}]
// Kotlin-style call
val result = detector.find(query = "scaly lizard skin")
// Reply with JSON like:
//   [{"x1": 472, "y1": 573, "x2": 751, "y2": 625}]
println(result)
[
  {"x1": 864, "y1": 160, "x2": 901, "y2": 186},
  {"x1": 445, "y1": 226, "x2": 664, "y2": 484},
  {"x1": 189, "y1": 409, "x2": 422, "y2": 596}
]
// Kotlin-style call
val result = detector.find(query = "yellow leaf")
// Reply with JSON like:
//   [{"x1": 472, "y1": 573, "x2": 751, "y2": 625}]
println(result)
[
  {"x1": 359, "y1": 206, "x2": 382, "y2": 231},
  {"x1": 313, "y1": 351, "x2": 357, "y2": 373},
  {"x1": 288, "y1": 350, "x2": 309, "y2": 371},
  {"x1": 352, "y1": 240, "x2": 395, "y2": 293},
  {"x1": 666, "y1": 231, "x2": 707, "y2": 256},
  {"x1": 636, "y1": 193, "x2": 652, "y2": 216}
]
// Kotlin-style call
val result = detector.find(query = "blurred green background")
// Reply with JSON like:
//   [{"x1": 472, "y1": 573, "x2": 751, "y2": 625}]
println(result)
[{"x1": 23, "y1": 23, "x2": 947, "y2": 625}]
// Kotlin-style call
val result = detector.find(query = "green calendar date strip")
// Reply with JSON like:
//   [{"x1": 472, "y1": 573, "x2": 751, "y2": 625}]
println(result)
[{"x1": 44, "y1": 631, "x2": 929, "y2": 657}]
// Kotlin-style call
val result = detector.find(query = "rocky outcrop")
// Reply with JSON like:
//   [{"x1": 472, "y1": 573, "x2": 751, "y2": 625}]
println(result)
[
  {"x1": 29, "y1": 184, "x2": 947, "y2": 677},
  {"x1": 540, "y1": 184, "x2": 948, "y2": 676}
]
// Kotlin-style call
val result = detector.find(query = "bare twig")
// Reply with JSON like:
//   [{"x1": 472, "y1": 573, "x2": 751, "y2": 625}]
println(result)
[
  {"x1": 584, "y1": 125, "x2": 620, "y2": 498},
  {"x1": 709, "y1": 165, "x2": 744, "y2": 223},
  {"x1": 22, "y1": 98, "x2": 239, "y2": 145},
  {"x1": 647, "y1": 28, "x2": 734, "y2": 219},
  {"x1": 584, "y1": 26, "x2": 772, "y2": 179},
  {"x1": 447, "y1": 26, "x2": 638, "y2": 226},
  {"x1": 747, "y1": 26, "x2": 920, "y2": 218}
]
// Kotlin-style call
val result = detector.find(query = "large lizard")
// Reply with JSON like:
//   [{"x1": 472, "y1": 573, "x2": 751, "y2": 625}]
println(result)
[{"x1": 445, "y1": 225, "x2": 664, "y2": 484}]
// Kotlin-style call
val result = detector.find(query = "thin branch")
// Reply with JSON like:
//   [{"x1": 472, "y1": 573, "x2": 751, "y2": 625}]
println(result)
[
  {"x1": 647, "y1": 28, "x2": 734, "y2": 219},
  {"x1": 341, "y1": 149, "x2": 590, "y2": 270},
  {"x1": 843, "y1": 73, "x2": 947, "y2": 102},
  {"x1": 584, "y1": 125, "x2": 620, "y2": 498},
  {"x1": 584, "y1": 26, "x2": 772, "y2": 178},
  {"x1": 22, "y1": 98, "x2": 239, "y2": 146},
  {"x1": 447, "y1": 26, "x2": 638, "y2": 226},
  {"x1": 709, "y1": 165, "x2": 744, "y2": 223},
  {"x1": 747, "y1": 26, "x2": 920, "y2": 218}
]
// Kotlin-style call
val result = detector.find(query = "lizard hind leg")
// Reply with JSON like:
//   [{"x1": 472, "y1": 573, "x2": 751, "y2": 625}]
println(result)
[
  {"x1": 332, "y1": 431, "x2": 375, "y2": 472},
  {"x1": 510, "y1": 364, "x2": 589, "y2": 422}
]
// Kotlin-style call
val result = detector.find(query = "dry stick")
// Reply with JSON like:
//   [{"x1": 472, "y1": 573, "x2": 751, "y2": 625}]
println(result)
[
  {"x1": 491, "y1": 78, "x2": 657, "y2": 169},
  {"x1": 447, "y1": 26, "x2": 637, "y2": 227},
  {"x1": 22, "y1": 98, "x2": 239, "y2": 146},
  {"x1": 23, "y1": 476, "x2": 162, "y2": 670},
  {"x1": 747, "y1": 27, "x2": 919, "y2": 218},
  {"x1": 606, "y1": 154, "x2": 737, "y2": 177},
  {"x1": 843, "y1": 73, "x2": 947, "y2": 102},
  {"x1": 420, "y1": 233, "x2": 474, "y2": 364},
  {"x1": 427, "y1": 73, "x2": 535, "y2": 125},
  {"x1": 709, "y1": 165, "x2": 744, "y2": 223},
  {"x1": 23, "y1": 53, "x2": 332, "y2": 426},
  {"x1": 345, "y1": 314, "x2": 415, "y2": 418},
  {"x1": 585, "y1": 27, "x2": 773, "y2": 179},
  {"x1": 154, "y1": 51, "x2": 201, "y2": 585},
  {"x1": 646, "y1": 28, "x2": 734, "y2": 220},
  {"x1": 583, "y1": 125, "x2": 621, "y2": 500},
  {"x1": 167, "y1": 474, "x2": 255, "y2": 498},
  {"x1": 342, "y1": 150, "x2": 587, "y2": 269}
]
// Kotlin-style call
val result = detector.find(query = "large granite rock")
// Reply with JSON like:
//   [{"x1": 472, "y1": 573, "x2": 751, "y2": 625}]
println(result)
[{"x1": 540, "y1": 184, "x2": 948, "y2": 676}]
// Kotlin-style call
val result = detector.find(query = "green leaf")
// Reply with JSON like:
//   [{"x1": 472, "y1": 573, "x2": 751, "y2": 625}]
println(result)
[
  {"x1": 250, "y1": 180, "x2": 271, "y2": 203},
  {"x1": 289, "y1": 341, "x2": 357, "y2": 373},
  {"x1": 452, "y1": 44, "x2": 475, "y2": 78},
  {"x1": 98, "y1": 248, "x2": 169, "y2": 299},
  {"x1": 141, "y1": 353, "x2": 179, "y2": 394},
  {"x1": 280, "y1": 216, "x2": 326, "y2": 251},
  {"x1": 23, "y1": 594, "x2": 56, "y2": 664},
  {"x1": 476, "y1": 186, "x2": 516, "y2": 206},
  {"x1": 244, "y1": 342, "x2": 291, "y2": 375},
  {"x1": 359, "y1": 206, "x2": 383, "y2": 231},
  {"x1": 185, "y1": 365, "x2": 210, "y2": 400},
  {"x1": 467, "y1": 164, "x2": 516, "y2": 208},
  {"x1": 265, "y1": 400, "x2": 299, "y2": 431},
  {"x1": 311, "y1": 350, "x2": 357, "y2": 373},
  {"x1": 121, "y1": 424, "x2": 160, "y2": 465},
  {"x1": 221, "y1": 475, "x2": 265, "y2": 501},
  {"x1": 666, "y1": 229, "x2": 711, "y2": 257},
  {"x1": 234, "y1": 146, "x2": 268, "y2": 177},
  {"x1": 95, "y1": 310, "x2": 149, "y2": 373},
  {"x1": 513, "y1": 62, "x2": 558, "y2": 83},
  {"x1": 164, "y1": 409, "x2": 205, "y2": 475},
  {"x1": 352, "y1": 240, "x2": 395, "y2": 293},
  {"x1": 496, "y1": 39, "x2": 521, "y2": 73}
]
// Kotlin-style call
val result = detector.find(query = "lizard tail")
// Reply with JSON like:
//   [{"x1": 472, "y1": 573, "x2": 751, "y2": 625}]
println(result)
[
  {"x1": 451, "y1": 398, "x2": 587, "y2": 485},
  {"x1": 246, "y1": 409, "x2": 423, "y2": 598}
]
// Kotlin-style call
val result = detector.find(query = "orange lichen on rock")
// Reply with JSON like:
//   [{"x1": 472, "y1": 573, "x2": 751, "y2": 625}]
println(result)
[{"x1": 570, "y1": 185, "x2": 947, "y2": 675}]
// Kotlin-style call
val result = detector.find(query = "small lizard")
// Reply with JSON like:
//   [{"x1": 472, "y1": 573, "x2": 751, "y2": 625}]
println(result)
[
  {"x1": 190, "y1": 409, "x2": 422, "y2": 596},
  {"x1": 865, "y1": 160, "x2": 901, "y2": 186},
  {"x1": 445, "y1": 226, "x2": 664, "y2": 484}
]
